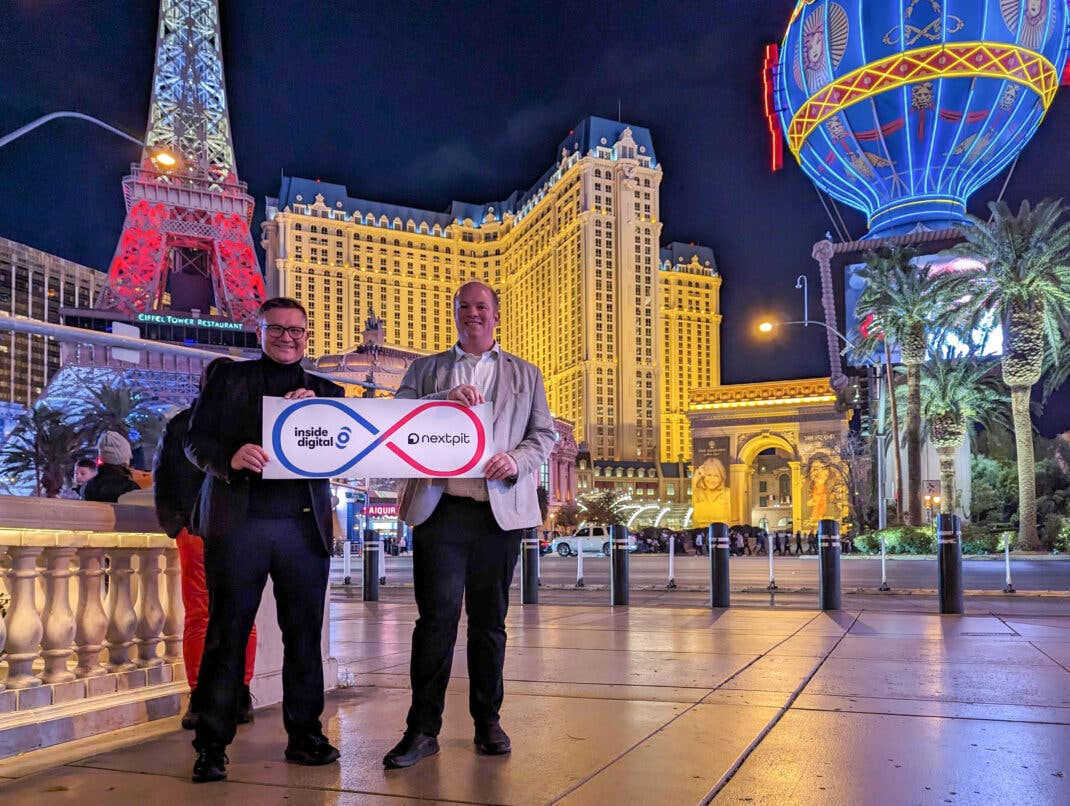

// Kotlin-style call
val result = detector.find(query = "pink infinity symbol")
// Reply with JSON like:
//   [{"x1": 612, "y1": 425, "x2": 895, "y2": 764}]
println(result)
[{"x1": 375, "y1": 401, "x2": 487, "y2": 476}]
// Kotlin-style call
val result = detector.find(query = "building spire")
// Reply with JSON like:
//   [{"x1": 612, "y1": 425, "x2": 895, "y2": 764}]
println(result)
[{"x1": 143, "y1": 0, "x2": 237, "y2": 180}]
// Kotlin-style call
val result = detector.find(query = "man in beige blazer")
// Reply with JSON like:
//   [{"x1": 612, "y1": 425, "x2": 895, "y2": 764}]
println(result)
[{"x1": 384, "y1": 281, "x2": 555, "y2": 769}]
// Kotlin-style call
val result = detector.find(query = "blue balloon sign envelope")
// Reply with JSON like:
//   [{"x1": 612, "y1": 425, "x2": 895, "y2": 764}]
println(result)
[{"x1": 262, "y1": 397, "x2": 493, "y2": 479}]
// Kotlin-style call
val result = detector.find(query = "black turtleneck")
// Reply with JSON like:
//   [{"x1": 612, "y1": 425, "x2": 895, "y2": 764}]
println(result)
[{"x1": 247, "y1": 354, "x2": 312, "y2": 519}]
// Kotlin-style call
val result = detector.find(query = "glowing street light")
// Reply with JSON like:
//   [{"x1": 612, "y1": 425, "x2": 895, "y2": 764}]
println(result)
[
  {"x1": 0, "y1": 110, "x2": 177, "y2": 171},
  {"x1": 758, "y1": 321, "x2": 774, "y2": 333}
]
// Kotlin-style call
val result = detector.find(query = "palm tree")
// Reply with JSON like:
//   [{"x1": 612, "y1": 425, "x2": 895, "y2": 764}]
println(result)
[
  {"x1": 952, "y1": 199, "x2": 1070, "y2": 547},
  {"x1": 853, "y1": 246, "x2": 971, "y2": 526},
  {"x1": 71, "y1": 383, "x2": 160, "y2": 450},
  {"x1": 0, "y1": 405, "x2": 87, "y2": 497},
  {"x1": 578, "y1": 489, "x2": 628, "y2": 526},
  {"x1": 917, "y1": 351, "x2": 1008, "y2": 515}
]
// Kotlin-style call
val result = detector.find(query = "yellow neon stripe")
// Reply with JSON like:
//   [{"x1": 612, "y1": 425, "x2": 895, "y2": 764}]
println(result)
[
  {"x1": 788, "y1": 42, "x2": 1060, "y2": 155},
  {"x1": 867, "y1": 197, "x2": 965, "y2": 226}
]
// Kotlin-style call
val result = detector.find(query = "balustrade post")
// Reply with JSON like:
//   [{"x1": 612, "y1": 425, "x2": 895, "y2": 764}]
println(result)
[
  {"x1": 134, "y1": 546, "x2": 165, "y2": 667},
  {"x1": 105, "y1": 549, "x2": 138, "y2": 671},
  {"x1": 40, "y1": 545, "x2": 77, "y2": 683},
  {"x1": 4, "y1": 545, "x2": 44, "y2": 688},
  {"x1": 74, "y1": 547, "x2": 108, "y2": 678},
  {"x1": 161, "y1": 546, "x2": 184, "y2": 662}
]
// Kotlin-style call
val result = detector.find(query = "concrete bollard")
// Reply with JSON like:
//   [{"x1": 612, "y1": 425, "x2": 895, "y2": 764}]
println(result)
[
  {"x1": 709, "y1": 522, "x2": 731, "y2": 609},
  {"x1": 1002, "y1": 531, "x2": 1015, "y2": 594},
  {"x1": 766, "y1": 532, "x2": 778, "y2": 591},
  {"x1": 342, "y1": 539, "x2": 353, "y2": 586},
  {"x1": 520, "y1": 529, "x2": 539, "y2": 605},
  {"x1": 362, "y1": 529, "x2": 380, "y2": 602},
  {"x1": 575, "y1": 536, "x2": 585, "y2": 588},
  {"x1": 936, "y1": 513, "x2": 964, "y2": 614},
  {"x1": 610, "y1": 524, "x2": 630, "y2": 606},
  {"x1": 817, "y1": 519, "x2": 841, "y2": 610},
  {"x1": 667, "y1": 530, "x2": 677, "y2": 589}
]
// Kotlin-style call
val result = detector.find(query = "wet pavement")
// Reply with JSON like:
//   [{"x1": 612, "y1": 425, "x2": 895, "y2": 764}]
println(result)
[{"x1": 2, "y1": 598, "x2": 1068, "y2": 805}]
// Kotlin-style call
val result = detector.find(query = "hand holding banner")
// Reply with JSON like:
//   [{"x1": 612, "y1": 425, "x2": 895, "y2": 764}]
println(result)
[{"x1": 262, "y1": 397, "x2": 493, "y2": 479}]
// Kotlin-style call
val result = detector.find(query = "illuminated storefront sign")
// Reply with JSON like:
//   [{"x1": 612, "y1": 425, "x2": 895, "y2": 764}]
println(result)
[
  {"x1": 135, "y1": 313, "x2": 246, "y2": 331},
  {"x1": 365, "y1": 504, "x2": 398, "y2": 517}
]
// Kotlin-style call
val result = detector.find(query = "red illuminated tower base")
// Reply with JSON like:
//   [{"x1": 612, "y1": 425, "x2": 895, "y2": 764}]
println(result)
[{"x1": 97, "y1": 163, "x2": 264, "y2": 322}]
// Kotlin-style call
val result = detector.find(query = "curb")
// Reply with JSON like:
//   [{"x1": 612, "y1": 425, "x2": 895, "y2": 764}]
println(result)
[{"x1": 330, "y1": 582, "x2": 1068, "y2": 597}]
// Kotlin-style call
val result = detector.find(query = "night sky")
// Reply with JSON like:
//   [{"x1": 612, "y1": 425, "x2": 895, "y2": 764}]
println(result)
[{"x1": 1, "y1": 1, "x2": 1068, "y2": 432}]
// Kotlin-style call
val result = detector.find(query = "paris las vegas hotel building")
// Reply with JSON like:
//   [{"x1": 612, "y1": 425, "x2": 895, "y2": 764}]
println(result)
[{"x1": 262, "y1": 117, "x2": 721, "y2": 510}]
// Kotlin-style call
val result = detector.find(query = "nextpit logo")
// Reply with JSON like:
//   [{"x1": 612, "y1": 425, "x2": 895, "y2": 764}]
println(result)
[
  {"x1": 406, "y1": 432, "x2": 472, "y2": 446},
  {"x1": 294, "y1": 425, "x2": 352, "y2": 450}
]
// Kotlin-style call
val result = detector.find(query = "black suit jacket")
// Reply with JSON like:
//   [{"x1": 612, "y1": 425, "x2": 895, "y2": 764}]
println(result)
[
  {"x1": 153, "y1": 407, "x2": 202, "y2": 539},
  {"x1": 184, "y1": 358, "x2": 345, "y2": 551}
]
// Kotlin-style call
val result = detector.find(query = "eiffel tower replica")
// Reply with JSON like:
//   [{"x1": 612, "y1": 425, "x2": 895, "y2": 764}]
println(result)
[
  {"x1": 53, "y1": 0, "x2": 263, "y2": 409},
  {"x1": 97, "y1": 0, "x2": 264, "y2": 320}
]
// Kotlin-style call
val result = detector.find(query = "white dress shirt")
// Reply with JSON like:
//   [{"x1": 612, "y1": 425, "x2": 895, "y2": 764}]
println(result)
[{"x1": 444, "y1": 342, "x2": 501, "y2": 501}]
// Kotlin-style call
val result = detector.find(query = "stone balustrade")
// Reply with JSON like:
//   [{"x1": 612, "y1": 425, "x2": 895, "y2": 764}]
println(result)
[
  {"x1": 0, "y1": 496, "x2": 185, "y2": 758},
  {"x1": 0, "y1": 494, "x2": 336, "y2": 760}
]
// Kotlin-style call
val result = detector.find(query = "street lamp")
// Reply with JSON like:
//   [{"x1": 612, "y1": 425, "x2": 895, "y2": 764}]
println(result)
[
  {"x1": 0, "y1": 110, "x2": 176, "y2": 166},
  {"x1": 758, "y1": 276, "x2": 894, "y2": 588}
]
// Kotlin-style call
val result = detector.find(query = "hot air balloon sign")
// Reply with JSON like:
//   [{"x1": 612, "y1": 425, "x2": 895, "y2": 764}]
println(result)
[{"x1": 777, "y1": 0, "x2": 1069, "y2": 236}]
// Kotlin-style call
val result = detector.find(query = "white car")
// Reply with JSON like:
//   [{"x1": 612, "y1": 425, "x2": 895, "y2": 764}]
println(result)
[{"x1": 551, "y1": 526, "x2": 637, "y2": 557}]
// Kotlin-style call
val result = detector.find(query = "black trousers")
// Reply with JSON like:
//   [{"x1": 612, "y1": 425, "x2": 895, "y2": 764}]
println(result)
[
  {"x1": 193, "y1": 514, "x2": 329, "y2": 749},
  {"x1": 406, "y1": 494, "x2": 521, "y2": 736}
]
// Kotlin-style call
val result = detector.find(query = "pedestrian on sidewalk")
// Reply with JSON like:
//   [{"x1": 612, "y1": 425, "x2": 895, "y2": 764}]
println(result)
[
  {"x1": 63, "y1": 457, "x2": 98, "y2": 499},
  {"x1": 184, "y1": 298, "x2": 344, "y2": 783},
  {"x1": 795, "y1": 530, "x2": 803, "y2": 556},
  {"x1": 383, "y1": 281, "x2": 555, "y2": 770},
  {"x1": 82, "y1": 432, "x2": 140, "y2": 502},
  {"x1": 153, "y1": 356, "x2": 257, "y2": 732}
]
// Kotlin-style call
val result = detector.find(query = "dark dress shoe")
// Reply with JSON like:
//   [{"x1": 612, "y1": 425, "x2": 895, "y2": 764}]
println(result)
[
  {"x1": 383, "y1": 731, "x2": 439, "y2": 769},
  {"x1": 237, "y1": 685, "x2": 255, "y2": 724},
  {"x1": 285, "y1": 733, "x2": 341, "y2": 766},
  {"x1": 192, "y1": 745, "x2": 228, "y2": 783},
  {"x1": 474, "y1": 723, "x2": 511, "y2": 755},
  {"x1": 181, "y1": 701, "x2": 198, "y2": 730}
]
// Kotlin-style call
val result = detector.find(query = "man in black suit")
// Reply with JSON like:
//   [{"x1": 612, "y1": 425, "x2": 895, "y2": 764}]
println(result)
[{"x1": 184, "y1": 297, "x2": 344, "y2": 783}]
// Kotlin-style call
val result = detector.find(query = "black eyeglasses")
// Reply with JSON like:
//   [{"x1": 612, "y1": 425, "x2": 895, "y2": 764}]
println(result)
[{"x1": 262, "y1": 324, "x2": 307, "y2": 339}]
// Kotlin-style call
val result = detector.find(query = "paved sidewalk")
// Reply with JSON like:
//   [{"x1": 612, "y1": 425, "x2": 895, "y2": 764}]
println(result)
[{"x1": 2, "y1": 599, "x2": 1069, "y2": 804}]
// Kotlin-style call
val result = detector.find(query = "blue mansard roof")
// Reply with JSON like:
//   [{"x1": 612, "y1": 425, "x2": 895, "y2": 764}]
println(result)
[
  {"x1": 660, "y1": 242, "x2": 717, "y2": 273},
  {"x1": 271, "y1": 116, "x2": 658, "y2": 231},
  {"x1": 274, "y1": 176, "x2": 454, "y2": 229}
]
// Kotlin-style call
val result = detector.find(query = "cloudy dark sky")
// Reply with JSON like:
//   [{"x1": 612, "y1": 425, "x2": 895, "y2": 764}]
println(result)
[{"x1": 1, "y1": 1, "x2": 1068, "y2": 431}]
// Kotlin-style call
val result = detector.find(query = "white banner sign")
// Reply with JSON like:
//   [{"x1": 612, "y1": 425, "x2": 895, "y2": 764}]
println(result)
[{"x1": 262, "y1": 397, "x2": 493, "y2": 480}]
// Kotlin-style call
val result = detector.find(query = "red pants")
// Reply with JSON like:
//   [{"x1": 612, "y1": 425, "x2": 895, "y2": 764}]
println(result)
[{"x1": 176, "y1": 529, "x2": 256, "y2": 689}]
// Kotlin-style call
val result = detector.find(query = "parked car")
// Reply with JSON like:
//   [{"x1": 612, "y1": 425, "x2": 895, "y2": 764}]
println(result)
[
  {"x1": 539, "y1": 532, "x2": 554, "y2": 555},
  {"x1": 551, "y1": 526, "x2": 638, "y2": 557}
]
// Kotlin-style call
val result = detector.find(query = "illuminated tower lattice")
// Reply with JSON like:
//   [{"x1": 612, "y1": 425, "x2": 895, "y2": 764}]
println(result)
[{"x1": 96, "y1": 0, "x2": 264, "y2": 321}]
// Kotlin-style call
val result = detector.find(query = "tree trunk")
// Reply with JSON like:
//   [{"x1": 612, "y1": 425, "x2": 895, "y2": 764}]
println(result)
[
  {"x1": 812, "y1": 239, "x2": 848, "y2": 392},
  {"x1": 1009, "y1": 385, "x2": 1039, "y2": 548},
  {"x1": 936, "y1": 445, "x2": 958, "y2": 515},
  {"x1": 884, "y1": 339, "x2": 904, "y2": 524},
  {"x1": 905, "y1": 362, "x2": 922, "y2": 526}
]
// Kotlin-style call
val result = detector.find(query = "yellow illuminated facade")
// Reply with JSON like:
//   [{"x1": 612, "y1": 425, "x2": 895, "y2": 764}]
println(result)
[
  {"x1": 262, "y1": 117, "x2": 719, "y2": 464},
  {"x1": 660, "y1": 245, "x2": 721, "y2": 464}
]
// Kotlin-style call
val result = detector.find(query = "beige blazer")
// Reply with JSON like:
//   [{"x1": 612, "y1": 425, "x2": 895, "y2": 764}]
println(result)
[{"x1": 394, "y1": 348, "x2": 555, "y2": 530}]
